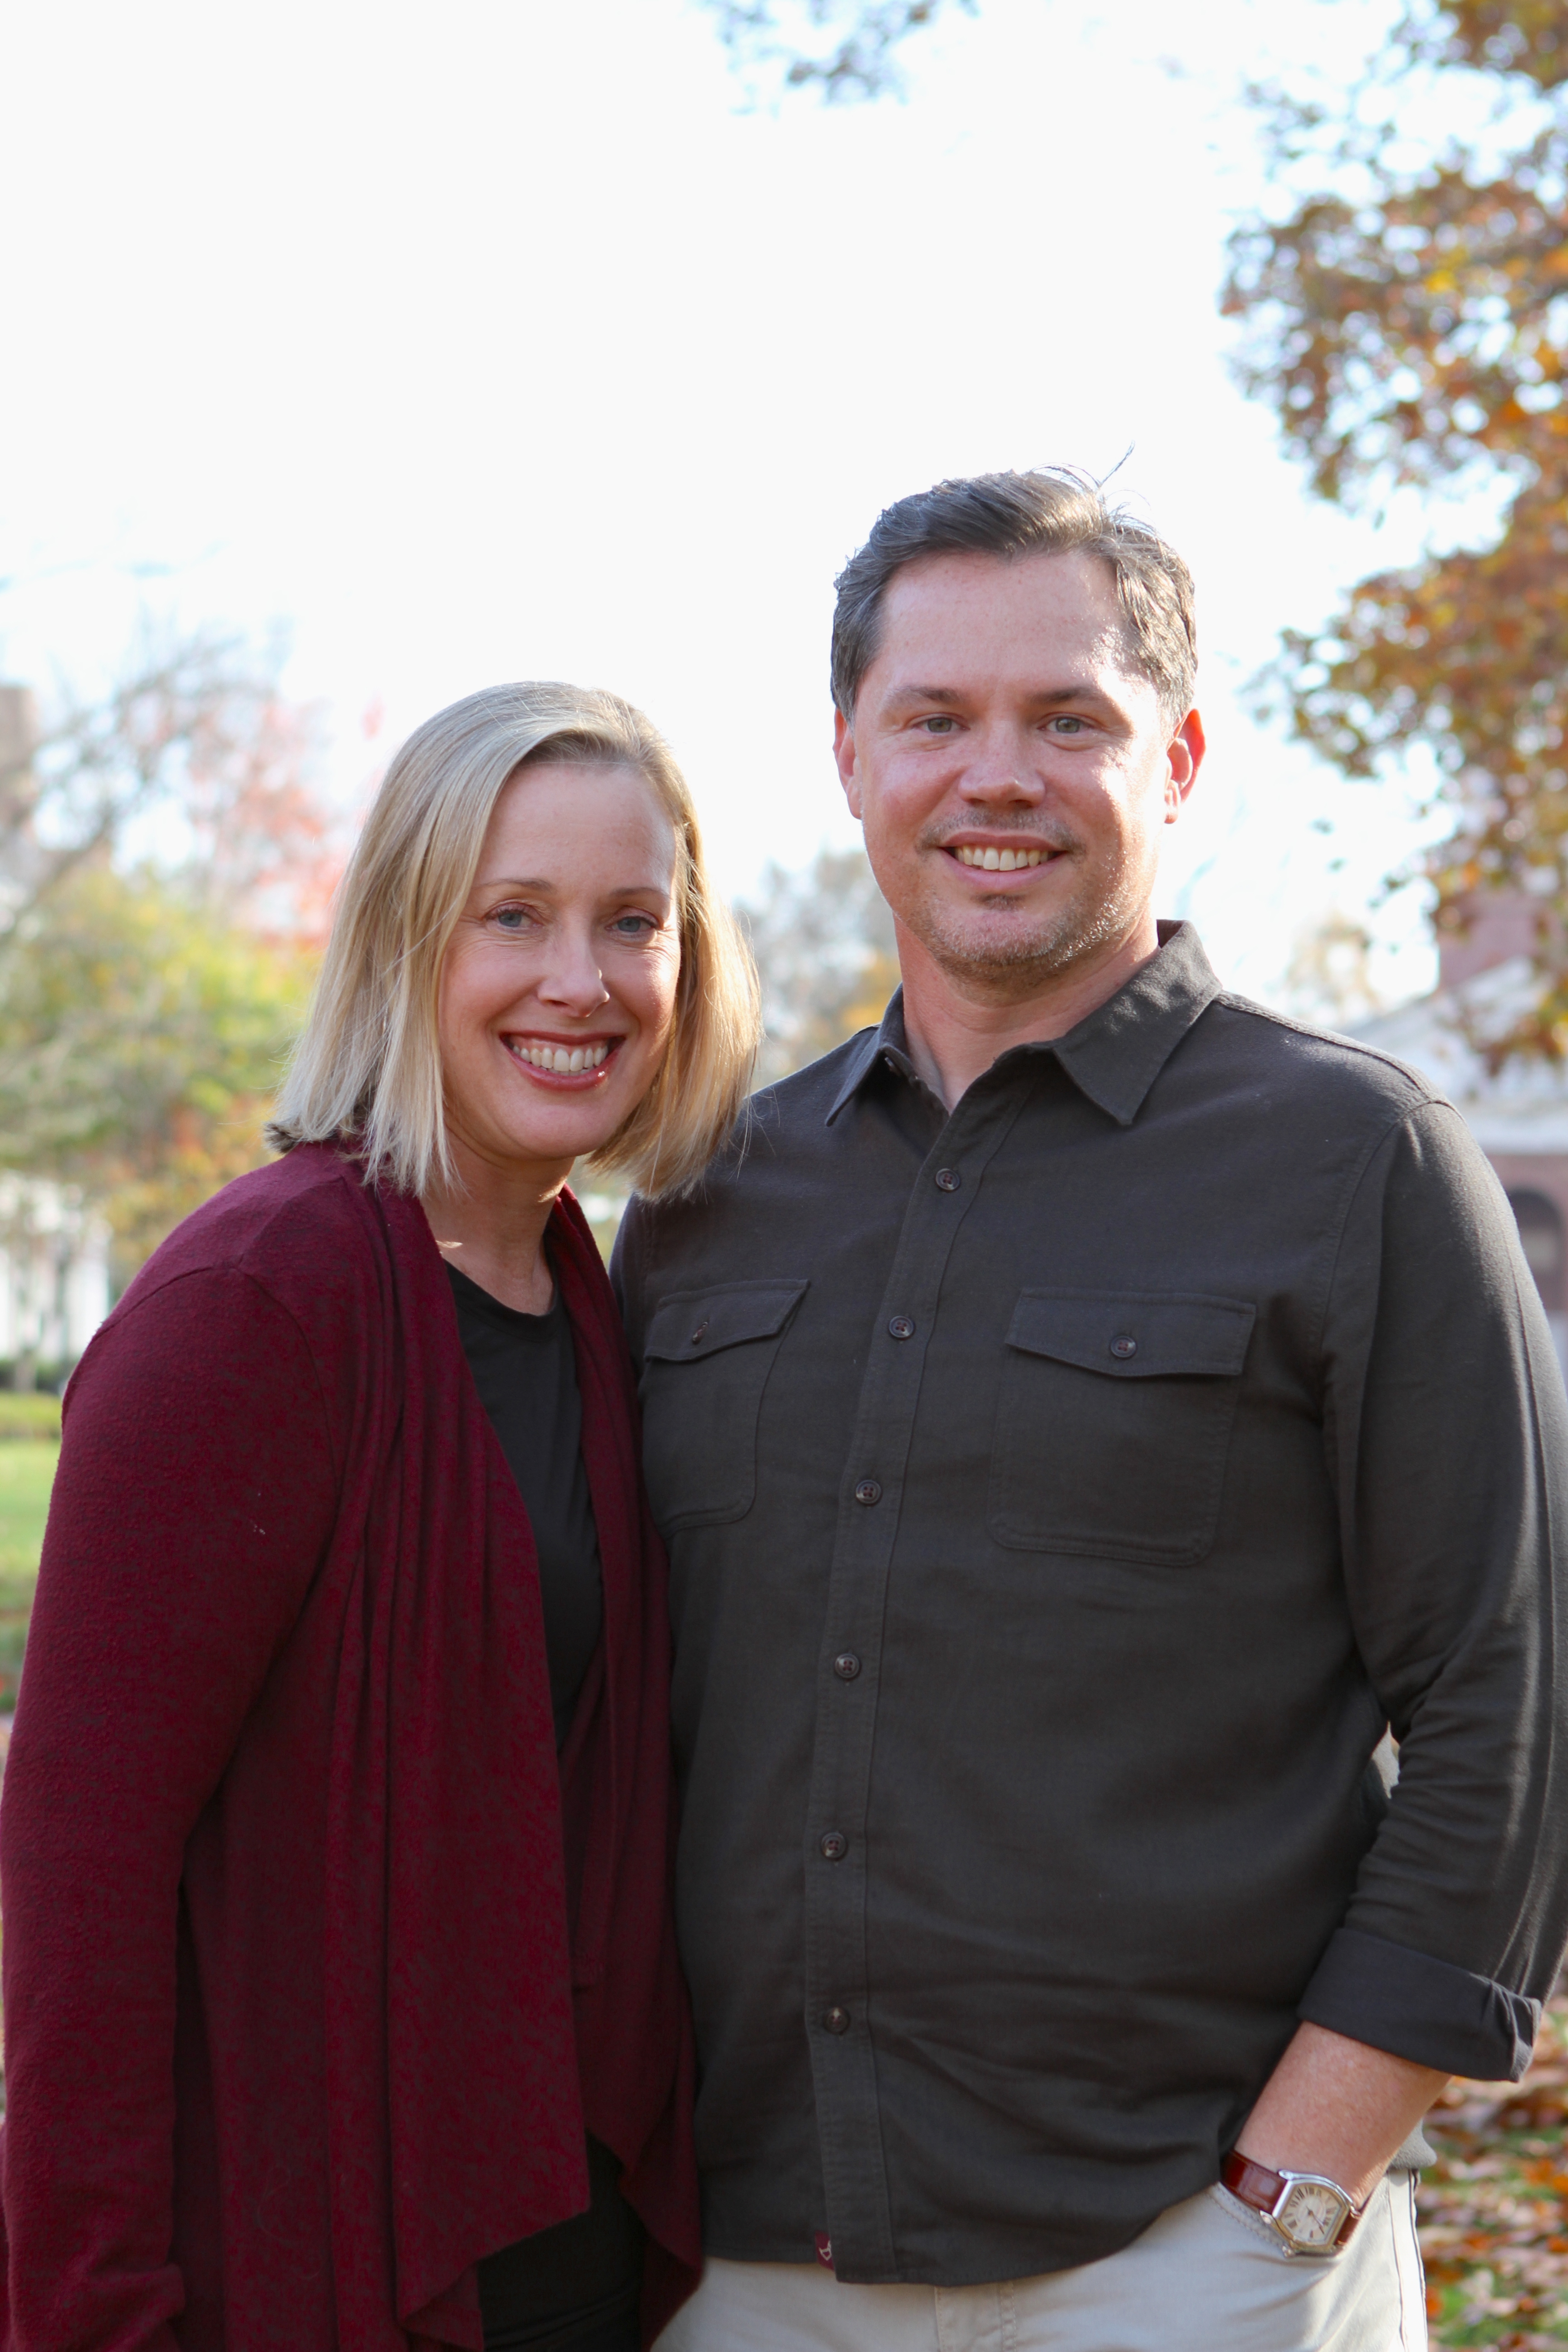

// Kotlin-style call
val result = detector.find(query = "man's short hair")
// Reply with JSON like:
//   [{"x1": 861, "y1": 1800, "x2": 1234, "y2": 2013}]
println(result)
[{"x1": 831, "y1": 467, "x2": 1198, "y2": 724}]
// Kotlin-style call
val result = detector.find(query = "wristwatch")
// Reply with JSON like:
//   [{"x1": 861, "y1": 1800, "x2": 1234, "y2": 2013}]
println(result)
[{"x1": 1220, "y1": 2152, "x2": 1364, "y2": 2255}]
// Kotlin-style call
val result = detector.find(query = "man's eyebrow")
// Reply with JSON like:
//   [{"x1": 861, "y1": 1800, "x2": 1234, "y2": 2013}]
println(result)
[
  {"x1": 880, "y1": 681, "x2": 1127, "y2": 716},
  {"x1": 1030, "y1": 682, "x2": 1126, "y2": 715},
  {"x1": 882, "y1": 685, "x2": 969, "y2": 711}
]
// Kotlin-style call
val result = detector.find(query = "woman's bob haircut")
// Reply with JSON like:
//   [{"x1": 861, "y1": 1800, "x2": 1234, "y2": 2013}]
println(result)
[{"x1": 267, "y1": 682, "x2": 760, "y2": 1200}]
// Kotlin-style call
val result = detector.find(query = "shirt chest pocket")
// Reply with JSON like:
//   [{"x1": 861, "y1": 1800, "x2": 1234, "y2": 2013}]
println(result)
[
  {"x1": 986, "y1": 1287, "x2": 1256, "y2": 1567},
  {"x1": 639, "y1": 1279, "x2": 809, "y2": 1533}
]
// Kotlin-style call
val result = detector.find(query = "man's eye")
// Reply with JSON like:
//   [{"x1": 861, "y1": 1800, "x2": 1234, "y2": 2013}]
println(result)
[
  {"x1": 1049, "y1": 715, "x2": 1086, "y2": 735},
  {"x1": 921, "y1": 715, "x2": 957, "y2": 734}
]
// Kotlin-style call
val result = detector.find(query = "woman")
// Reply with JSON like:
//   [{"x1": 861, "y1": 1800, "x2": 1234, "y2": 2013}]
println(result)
[{"x1": 0, "y1": 685, "x2": 759, "y2": 2352}]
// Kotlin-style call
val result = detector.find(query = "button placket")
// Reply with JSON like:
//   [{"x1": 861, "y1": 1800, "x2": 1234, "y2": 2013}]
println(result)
[{"x1": 800, "y1": 1080, "x2": 1034, "y2": 2278}]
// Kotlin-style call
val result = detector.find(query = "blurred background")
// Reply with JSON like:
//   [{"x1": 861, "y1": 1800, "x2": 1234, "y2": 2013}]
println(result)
[
  {"x1": 1, "y1": 2, "x2": 1564, "y2": 1506},
  {"x1": 8, "y1": 3, "x2": 1568, "y2": 2316}
]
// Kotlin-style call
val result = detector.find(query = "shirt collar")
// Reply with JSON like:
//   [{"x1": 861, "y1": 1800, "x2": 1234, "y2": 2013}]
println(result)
[{"x1": 824, "y1": 921, "x2": 1224, "y2": 1128}]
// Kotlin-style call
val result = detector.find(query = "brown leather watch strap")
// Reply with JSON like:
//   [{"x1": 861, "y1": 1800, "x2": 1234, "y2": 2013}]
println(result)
[{"x1": 1220, "y1": 2151, "x2": 1362, "y2": 2244}]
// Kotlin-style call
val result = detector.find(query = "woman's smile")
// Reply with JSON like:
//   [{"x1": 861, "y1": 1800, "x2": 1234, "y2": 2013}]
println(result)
[{"x1": 502, "y1": 1031, "x2": 621, "y2": 1083}]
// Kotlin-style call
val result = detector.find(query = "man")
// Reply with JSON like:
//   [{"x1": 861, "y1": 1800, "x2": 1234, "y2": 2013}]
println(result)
[{"x1": 614, "y1": 470, "x2": 1568, "y2": 2349}]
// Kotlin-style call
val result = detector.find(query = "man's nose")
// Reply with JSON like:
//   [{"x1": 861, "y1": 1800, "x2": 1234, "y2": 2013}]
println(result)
[{"x1": 959, "y1": 740, "x2": 1045, "y2": 801}]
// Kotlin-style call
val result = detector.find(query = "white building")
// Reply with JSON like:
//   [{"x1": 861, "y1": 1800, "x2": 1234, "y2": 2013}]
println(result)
[
  {"x1": 1357, "y1": 896, "x2": 1568, "y2": 1373},
  {"x1": 0, "y1": 1177, "x2": 111, "y2": 1384},
  {"x1": 0, "y1": 685, "x2": 113, "y2": 1383}
]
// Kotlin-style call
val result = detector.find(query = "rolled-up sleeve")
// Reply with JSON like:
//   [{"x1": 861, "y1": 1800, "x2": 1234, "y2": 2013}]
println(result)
[{"x1": 1302, "y1": 1101, "x2": 1568, "y2": 2080}]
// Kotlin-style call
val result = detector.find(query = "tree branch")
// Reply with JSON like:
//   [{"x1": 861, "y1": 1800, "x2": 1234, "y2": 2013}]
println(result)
[{"x1": 699, "y1": 0, "x2": 977, "y2": 101}]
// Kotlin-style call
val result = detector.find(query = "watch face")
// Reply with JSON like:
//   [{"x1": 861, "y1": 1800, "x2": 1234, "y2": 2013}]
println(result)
[{"x1": 1277, "y1": 2179, "x2": 1349, "y2": 2249}]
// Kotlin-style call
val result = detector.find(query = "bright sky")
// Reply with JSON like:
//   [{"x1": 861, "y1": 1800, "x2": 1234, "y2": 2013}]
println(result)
[{"x1": 1, "y1": 0, "x2": 1449, "y2": 1008}]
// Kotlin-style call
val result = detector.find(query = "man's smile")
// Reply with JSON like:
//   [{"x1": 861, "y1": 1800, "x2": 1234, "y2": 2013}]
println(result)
[
  {"x1": 949, "y1": 843, "x2": 1050, "y2": 872},
  {"x1": 936, "y1": 833, "x2": 1066, "y2": 882}
]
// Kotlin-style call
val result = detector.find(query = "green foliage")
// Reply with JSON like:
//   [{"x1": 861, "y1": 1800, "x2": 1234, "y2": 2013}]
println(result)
[
  {"x1": 1226, "y1": 0, "x2": 1568, "y2": 1058},
  {"x1": 0, "y1": 863, "x2": 316, "y2": 1281}
]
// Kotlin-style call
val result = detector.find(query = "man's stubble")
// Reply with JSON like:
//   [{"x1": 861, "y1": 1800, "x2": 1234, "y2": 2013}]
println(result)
[{"x1": 898, "y1": 827, "x2": 1153, "y2": 1004}]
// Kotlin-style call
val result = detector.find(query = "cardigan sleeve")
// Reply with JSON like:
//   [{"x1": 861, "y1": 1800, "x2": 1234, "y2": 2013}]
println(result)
[{"x1": 0, "y1": 1267, "x2": 339, "y2": 2352}]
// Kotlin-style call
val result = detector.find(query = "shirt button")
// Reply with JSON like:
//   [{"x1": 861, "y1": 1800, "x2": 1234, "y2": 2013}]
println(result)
[
  {"x1": 1109, "y1": 1334, "x2": 1138, "y2": 1359},
  {"x1": 853, "y1": 1478, "x2": 882, "y2": 1506},
  {"x1": 823, "y1": 2006, "x2": 851, "y2": 2034},
  {"x1": 935, "y1": 1168, "x2": 961, "y2": 1192},
  {"x1": 887, "y1": 1315, "x2": 915, "y2": 1340},
  {"x1": 833, "y1": 1651, "x2": 862, "y2": 1680},
  {"x1": 819, "y1": 1830, "x2": 848, "y2": 1860}
]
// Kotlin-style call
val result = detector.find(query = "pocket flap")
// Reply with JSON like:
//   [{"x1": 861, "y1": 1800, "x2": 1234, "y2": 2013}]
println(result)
[
  {"x1": 645, "y1": 1279, "x2": 808, "y2": 1363},
  {"x1": 1004, "y1": 1288, "x2": 1254, "y2": 1378}
]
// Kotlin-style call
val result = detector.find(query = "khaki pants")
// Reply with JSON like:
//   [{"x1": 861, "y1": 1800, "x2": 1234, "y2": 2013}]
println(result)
[{"x1": 655, "y1": 2176, "x2": 1427, "y2": 2352}]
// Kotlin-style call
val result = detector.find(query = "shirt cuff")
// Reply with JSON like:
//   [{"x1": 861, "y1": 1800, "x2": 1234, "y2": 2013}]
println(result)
[{"x1": 1297, "y1": 1927, "x2": 1539, "y2": 2082}]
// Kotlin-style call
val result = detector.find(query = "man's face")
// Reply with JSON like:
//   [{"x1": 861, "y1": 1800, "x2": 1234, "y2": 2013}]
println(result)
[{"x1": 834, "y1": 549, "x2": 1203, "y2": 1001}]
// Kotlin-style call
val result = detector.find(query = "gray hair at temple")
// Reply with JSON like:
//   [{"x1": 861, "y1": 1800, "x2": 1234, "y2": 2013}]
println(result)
[{"x1": 830, "y1": 468, "x2": 1199, "y2": 725}]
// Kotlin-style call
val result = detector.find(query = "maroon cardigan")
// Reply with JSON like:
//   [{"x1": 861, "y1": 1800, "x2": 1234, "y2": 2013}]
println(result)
[{"x1": 0, "y1": 1143, "x2": 700, "y2": 2350}]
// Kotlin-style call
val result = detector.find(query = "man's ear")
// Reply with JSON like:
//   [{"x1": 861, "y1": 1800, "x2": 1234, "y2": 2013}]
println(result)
[
  {"x1": 1165, "y1": 708, "x2": 1206, "y2": 822},
  {"x1": 833, "y1": 707, "x2": 864, "y2": 821}
]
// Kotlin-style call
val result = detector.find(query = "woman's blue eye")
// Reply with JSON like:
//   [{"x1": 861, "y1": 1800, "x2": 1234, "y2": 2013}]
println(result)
[
  {"x1": 494, "y1": 906, "x2": 532, "y2": 930},
  {"x1": 613, "y1": 914, "x2": 655, "y2": 937}
]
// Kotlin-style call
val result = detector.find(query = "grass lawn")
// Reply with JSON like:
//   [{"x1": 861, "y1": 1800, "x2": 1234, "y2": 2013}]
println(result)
[{"x1": 0, "y1": 1441, "x2": 56, "y2": 1704}]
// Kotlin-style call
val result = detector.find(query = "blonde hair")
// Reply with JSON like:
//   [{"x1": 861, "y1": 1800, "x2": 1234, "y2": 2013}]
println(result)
[{"x1": 267, "y1": 682, "x2": 759, "y2": 1198}]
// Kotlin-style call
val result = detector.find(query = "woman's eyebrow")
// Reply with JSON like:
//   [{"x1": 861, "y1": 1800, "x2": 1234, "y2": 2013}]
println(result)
[{"x1": 470, "y1": 874, "x2": 674, "y2": 899}]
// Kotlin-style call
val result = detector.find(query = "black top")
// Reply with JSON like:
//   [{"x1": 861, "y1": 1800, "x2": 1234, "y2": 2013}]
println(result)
[
  {"x1": 446, "y1": 1261, "x2": 641, "y2": 2352},
  {"x1": 447, "y1": 1261, "x2": 603, "y2": 1746},
  {"x1": 613, "y1": 921, "x2": 1568, "y2": 2288}
]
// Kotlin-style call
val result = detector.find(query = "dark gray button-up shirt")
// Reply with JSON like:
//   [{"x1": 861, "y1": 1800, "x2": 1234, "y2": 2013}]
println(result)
[{"x1": 613, "y1": 923, "x2": 1568, "y2": 2287}]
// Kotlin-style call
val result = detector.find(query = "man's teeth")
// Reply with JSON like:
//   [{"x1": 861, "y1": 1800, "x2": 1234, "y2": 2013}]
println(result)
[
  {"x1": 512, "y1": 1041, "x2": 612, "y2": 1073},
  {"x1": 955, "y1": 845, "x2": 1046, "y2": 872}
]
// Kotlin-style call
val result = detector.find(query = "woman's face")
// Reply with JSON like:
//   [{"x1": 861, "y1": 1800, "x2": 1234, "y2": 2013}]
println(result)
[{"x1": 437, "y1": 760, "x2": 681, "y2": 1180}]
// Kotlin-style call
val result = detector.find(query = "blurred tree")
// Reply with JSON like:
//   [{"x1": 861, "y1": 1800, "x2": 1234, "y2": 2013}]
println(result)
[
  {"x1": 0, "y1": 629, "x2": 294, "y2": 944},
  {"x1": 0, "y1": 863, "x2": 315, "y2": 1289},
  {"x1": 1225, "y1": 0, "x2": 1568, "y2": 1062},
  {"x1": 699, "y1": 0, "x2": 975, "y2": 98},
  {"x1": 738, "y1": 845, "x2": 899, "y2": 1080},
  {"x1": 0, "y1": 628, "x2": 333, "y2": 1292},
  {"x1": 1279, "y1": 909, "x2": 1387, "y2": 1028}
]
